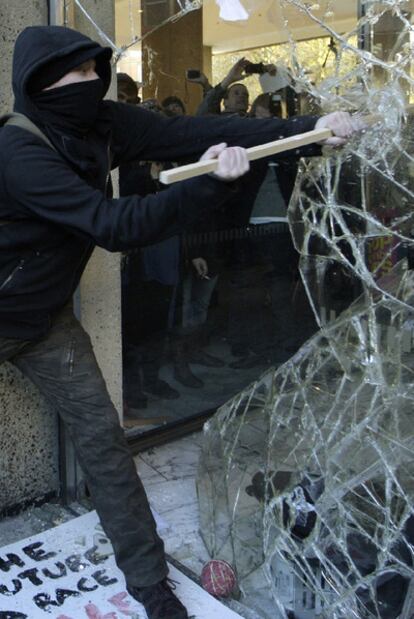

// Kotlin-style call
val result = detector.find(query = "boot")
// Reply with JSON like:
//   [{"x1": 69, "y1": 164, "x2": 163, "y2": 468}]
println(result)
[
  {"x1": 128, "y1": 578, "x2": 189, "y2": 619},
  {"x1": 171, "y1": 335, "x2": 204, "y2": 388},
  {"x1": 140, "y1": 338, "x2": 180, "y2": 399},
  {"x1": 186, "y1": 327, "x2": 225, "y2": 367},
  {"x1": 174, "y1": 360, "x2": 204, "y2": 388},
  {"x1": 187, "y1": 348, "x2": 225, "y2": 367},
  {"x1": 125, "y1": 391, "x2": 148, "y2": 409},
  {"x1": 123, "y1": 346, "x2": 148, "y2": 409}
]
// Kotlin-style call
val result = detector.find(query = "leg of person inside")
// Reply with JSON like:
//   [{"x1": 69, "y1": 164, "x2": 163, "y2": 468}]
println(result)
[
  {"x1": 140, "y1": 280, "x2": 179, "y2": 400},
  {"x1": 183, "y1": 272, "x2": 224, "y2": 368},
  {"x1": 121, "y1": 254, "x2": 148, "y2": 411},
  {"x1": 6, "y1": 305, "x2": 188, "y2": 619},
  {"x1": 171, "y1": 280, "x2": 204, "y2": 389}
]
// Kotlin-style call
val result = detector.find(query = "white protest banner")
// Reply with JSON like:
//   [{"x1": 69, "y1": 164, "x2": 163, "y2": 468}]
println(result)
[{"x1": 0, "y1": 510, "x2": 243, "y2": 619}]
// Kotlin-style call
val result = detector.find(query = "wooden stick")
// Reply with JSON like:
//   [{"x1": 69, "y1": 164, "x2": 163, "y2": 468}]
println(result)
[{"x1": 159, "y1": 127, "x2": 333, "y2": 185}]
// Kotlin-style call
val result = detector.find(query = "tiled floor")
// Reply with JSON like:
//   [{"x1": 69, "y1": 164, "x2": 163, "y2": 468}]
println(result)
[
  {"x1": 136, "y1": 432, "x2": 278, "y2": 619},
  {"x1": 135, "y1": 432, "x2": 210, "y2": 576}
]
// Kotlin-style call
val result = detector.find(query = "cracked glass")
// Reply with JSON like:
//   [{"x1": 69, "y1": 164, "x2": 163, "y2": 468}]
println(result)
[
  {"x1": 73, "y1": 0, "x2": 414, "y2": 616},
  {"x1": 196, "y1": 2, "x2": 414, "y2": 618}
]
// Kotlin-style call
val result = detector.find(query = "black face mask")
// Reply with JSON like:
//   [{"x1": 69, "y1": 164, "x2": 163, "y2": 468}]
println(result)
[{"x1": 31, "y1": 79, "x2": 104, "y2": 136}]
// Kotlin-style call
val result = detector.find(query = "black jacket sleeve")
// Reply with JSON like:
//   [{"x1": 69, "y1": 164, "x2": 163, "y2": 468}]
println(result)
[
  {"x1": 4, "y1": 140, "x2": 237, "y2": 252},
  {"x1": 107, "y1": 101, "x2": 321, "y2": 168},
  {"x1": 196, "y1": 84, "x2": 225, "y2": 116}
]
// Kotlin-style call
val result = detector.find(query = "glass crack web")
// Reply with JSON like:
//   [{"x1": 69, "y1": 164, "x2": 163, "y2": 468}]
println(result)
[
  {"x1": 196, "y1": 2, "x2": 414, "y2": 618},
  {"x1": 72, "y1": 0, "x2": 414, "y2": 616},
  {"x1": 66, "y1": 0, "x2": 202, "y2": 62}
]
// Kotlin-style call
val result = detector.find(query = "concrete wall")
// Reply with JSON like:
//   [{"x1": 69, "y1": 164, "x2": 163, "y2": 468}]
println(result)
[
  {"x1": 0, "y1": 0, "x2": 122, "y2": 513},
  {"x1": 0, "y1": 1, "x2": 59, "y2": 514}
]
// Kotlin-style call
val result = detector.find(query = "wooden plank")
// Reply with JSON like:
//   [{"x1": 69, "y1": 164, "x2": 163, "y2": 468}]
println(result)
[{"x1": 159, "y1": 127, "x2": 333, "y2": 184}]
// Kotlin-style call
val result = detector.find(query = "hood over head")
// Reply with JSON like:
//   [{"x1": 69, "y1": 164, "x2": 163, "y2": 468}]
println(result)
[{"x1": 12, "y1": 25, "x2": 112, "y2": 119}]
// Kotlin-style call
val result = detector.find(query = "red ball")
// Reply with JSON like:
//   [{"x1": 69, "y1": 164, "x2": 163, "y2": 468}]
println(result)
[{"x1": 200, "y1": 559, "x2": 237, "y2": 598}]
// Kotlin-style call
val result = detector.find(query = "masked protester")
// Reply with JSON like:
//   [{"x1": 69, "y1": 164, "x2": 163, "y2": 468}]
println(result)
[{"x1": 0, "y1": 25, "x2": 360, "y2": 619}]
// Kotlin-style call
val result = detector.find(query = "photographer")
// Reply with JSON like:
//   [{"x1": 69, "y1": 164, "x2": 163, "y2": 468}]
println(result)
[
  {"x1": 195, "y1": 57, "x2": 276, "y2": 117},
  {"x1": 250, "y1": 92, "x2": 282, "y2": 119},
  {"x1": 185, "y1": 68, "x2": 213, "y2": 97}
]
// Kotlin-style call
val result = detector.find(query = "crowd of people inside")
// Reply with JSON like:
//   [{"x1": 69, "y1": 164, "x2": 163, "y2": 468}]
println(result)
[{"x1": 119, "y1": 58, "x2": 318, "y2": 421}]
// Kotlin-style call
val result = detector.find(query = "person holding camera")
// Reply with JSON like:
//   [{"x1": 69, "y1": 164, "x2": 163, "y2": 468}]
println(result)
[
  {"x1": 196, "y1": 57, "x2": 275, "y2": 117},
  {"x1": 185, "y1": 68, "x2": 213, "y2": 97}
]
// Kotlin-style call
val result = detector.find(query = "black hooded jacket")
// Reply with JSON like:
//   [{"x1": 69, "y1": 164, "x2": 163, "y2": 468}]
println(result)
[{"x1": 0, "y1": 26, "x2": 319, "y2": 340}]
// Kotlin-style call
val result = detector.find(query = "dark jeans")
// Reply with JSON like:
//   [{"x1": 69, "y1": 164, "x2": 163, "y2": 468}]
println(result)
[{"x1": 0, "y1": 306, "x2": 167, "y2": 587}]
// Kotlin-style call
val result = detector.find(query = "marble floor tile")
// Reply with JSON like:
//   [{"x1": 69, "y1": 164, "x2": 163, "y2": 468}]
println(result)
[
  {"x1": 143, "y1": 476, "x2": 198, "y2": 515},
  {"x1": 135, "y1": 434, "x2": 211, "y2": 576},
  {"x1": 165, "y1": 530, "x2": 211, "y2": 574},
  {"x1": 139, "y1": 442, "x2": 202, "y2": 481},
  {"x1": 135, "y1": 456, "x2": 168, "y2": 486},
  {"x1": 160, "y1": 500, "x2": 199, "y2": 535}
]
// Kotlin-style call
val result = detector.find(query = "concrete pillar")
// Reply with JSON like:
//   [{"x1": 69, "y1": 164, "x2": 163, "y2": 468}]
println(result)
[
  {"x1": 72, "y1": 0, "x2": 123, "y2": 415},
  {"x1": 142, "y1": 8, "x2": 207, "y2": 115},
  {"x1": 0, "y1": 1, "x2": 59, "y2": 514}
]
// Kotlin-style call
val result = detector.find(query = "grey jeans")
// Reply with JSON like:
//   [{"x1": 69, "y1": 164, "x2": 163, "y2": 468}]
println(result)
[
  {"x1": 0, "y1": 306, "x2": 167, "y2": 587},
  {"x1": 182, "y1": 271, "x2": 219, "y2": 330}
]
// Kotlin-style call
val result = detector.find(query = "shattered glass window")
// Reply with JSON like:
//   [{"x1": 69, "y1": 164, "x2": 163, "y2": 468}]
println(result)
[
  {"x1": 69, "y1": 1, "x2": 414, "y2": 616},
  {"x1": 197, "y1": 1, "x2": 414, "y2": 618}
]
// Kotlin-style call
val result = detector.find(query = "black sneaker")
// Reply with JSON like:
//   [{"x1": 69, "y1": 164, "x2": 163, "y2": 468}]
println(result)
[{"x1": 128, "y1": 578, "x2": 189, "y2": 618}]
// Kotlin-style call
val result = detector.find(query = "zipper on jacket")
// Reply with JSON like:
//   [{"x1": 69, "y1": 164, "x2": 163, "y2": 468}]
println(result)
[
  {"x1": 0, "y1": 259, "x2": 25, "y2": 292},
  {"x1": 65, "y1": 339, "x2": 76, "y2": 377},
  {"x1": 105, "y1": 143, "x2": 111, "y2": 195}
]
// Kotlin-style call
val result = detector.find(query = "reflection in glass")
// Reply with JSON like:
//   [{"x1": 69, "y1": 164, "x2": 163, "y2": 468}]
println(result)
[
  {"x1": 111, "y1": 0, "x2": 414, "y2": 616},
  {"x1": 198, "y1": 3, "x2": 414, "y2": 618}
]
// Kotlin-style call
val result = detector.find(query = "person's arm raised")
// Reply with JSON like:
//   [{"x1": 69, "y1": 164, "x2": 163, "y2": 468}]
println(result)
[{"x1": 220, "y1": 58, "x2": 249, "y2": 90}]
